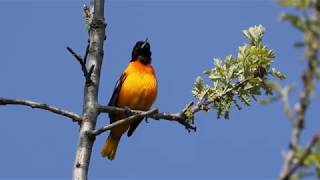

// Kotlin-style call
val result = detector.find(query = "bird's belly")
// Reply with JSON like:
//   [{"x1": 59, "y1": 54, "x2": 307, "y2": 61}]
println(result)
[{"x1": 117, "y1": 74, "x2": 157, "y2": 111}]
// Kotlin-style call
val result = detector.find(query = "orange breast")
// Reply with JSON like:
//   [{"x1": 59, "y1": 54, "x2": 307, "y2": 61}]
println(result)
[{"x1": 117, "y1": 61, "x2": 158, "y2": 111}]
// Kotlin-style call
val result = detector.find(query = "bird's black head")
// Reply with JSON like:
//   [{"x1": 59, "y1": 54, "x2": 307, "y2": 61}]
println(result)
[{"x1": 131, "y1": 39, "x2": 152, "y2": 65}]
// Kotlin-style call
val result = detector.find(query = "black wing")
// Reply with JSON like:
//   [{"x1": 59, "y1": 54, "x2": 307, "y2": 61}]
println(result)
[
  {"x1": 127, "y1": 117, "x2": 144, "y2": 137},
  {"x1": 108, "y1": 72, "x2": 143, "y2": 137},
  {"x1": 108, "y1": 73, "x2": 127, "y2": 123}
]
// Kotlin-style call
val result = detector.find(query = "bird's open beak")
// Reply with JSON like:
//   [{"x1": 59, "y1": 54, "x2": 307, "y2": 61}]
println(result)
[{"x1": 141, "y1": 38, "x2": 148, "y2": 48}]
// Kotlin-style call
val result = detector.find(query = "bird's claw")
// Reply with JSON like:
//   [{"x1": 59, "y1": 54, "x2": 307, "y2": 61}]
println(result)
[{"x1": 123, "y1": 106, "x2": 131, "y2": 115}]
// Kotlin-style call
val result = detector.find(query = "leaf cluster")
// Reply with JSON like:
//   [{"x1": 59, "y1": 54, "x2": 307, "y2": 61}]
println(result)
[
  {"x1": 279, "y1": 0, "x2": 320, "y2": 76},
  {"x1": 292, "y1": 142, "x2": 320, "y2": 179},
  {"x1": 278, "y1": 1, "x2": 320, "y2": 179},
  {"x1": 192, "y1": 25, "x2": 285, "y2": 119}
]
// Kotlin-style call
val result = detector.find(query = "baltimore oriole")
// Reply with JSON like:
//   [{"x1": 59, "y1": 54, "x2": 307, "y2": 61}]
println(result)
[{"x1": 101, "y1": 39, "x2": 158, "y2": 160}]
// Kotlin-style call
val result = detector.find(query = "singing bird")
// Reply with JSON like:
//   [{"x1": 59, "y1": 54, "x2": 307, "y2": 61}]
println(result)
[{"x1": 101, "y1": 39, "x2": 158, "y2": 160}]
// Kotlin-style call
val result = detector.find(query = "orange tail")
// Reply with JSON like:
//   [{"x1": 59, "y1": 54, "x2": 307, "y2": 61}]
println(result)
[{"x1": 101, "y1": 134, "x2": 119, "y2": 160}]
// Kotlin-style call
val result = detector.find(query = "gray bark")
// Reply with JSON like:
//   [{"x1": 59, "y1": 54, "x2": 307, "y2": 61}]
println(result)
[{"x1": 72, "y1": 0, "x2": 105, "y2": 179}]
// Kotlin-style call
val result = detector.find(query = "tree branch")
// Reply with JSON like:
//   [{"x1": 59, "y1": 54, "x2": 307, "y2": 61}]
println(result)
[
  {"x1": 279, "y1": 50, "x2": 317, "y2": 180},
  {"x1": 0, "y1": 97, "x2": 82, "y2": 122},
  {"x1": 280, "y1": 134, "x2": 320, "y2": 180},
  {"x1": 91, "y1": 108, "x2": 158, "y2": 136},
  {"x1": 66, "y1": 45, "x2": 94, "y2": 85},
  {"x1": 279, "y1": 4, "x2": 319, "y2": 179},
  {"x1": 66, "y1": 46, "x2": 88, "y2": 77},
  {"x1": 72, "y1": 0, "x2": 106, "y2": 179},
  {"x1": 279, "y1": 59, "x2": 318, "y2": 180},
  {"x1": 98, "y1": 103, "x2": 197, "y2": 132}
]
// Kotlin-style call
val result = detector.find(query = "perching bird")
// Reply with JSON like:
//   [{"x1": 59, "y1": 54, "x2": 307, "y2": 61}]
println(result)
[{"x1": 101, "y1": 39, "x2": 158, "y2": 160}]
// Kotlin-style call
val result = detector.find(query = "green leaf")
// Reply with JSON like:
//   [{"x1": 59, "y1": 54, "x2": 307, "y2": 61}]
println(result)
[
  {"x1": 264, "y1": 80, "x2": 282, "y2": 92},
  {"x1": 224, "y1": 100, "x2": 232, "y2": 119},
  {"x1": 233, "y1": 99, "x2": 242, "y2": 110},
  {"x1": 291, "y1": 172, "x2": 315, "y2": 180},
  {"x1": 239, "y1": 94, "x2": 251, "y2": 106},
  {"x1": 271, "y1": 68, "x2": 286, "y2": 80},
  {"x1": 208, "y1": 72, "x2": 221, "y2": 81},
  {"x1": 192, "y1": 76, "x2": 205, "y2": 99},
  {"x1": 214, "y1": 58, "x2": 223, "y2": 67},
  {"x1": 83, "y1": 4, "x2": 93, "y2": 30},
  {"x1": 184, "y1": 110, "x2": 194, "y2": 123},
  {"x1": 259, "y1": 95, "x2": 281, "y2": 105},
  {"x1": 300, "y1": 0, "x2": 310, "y2": 9},
  {"x1": 278, "y1": 0, "x2": 296, "y2": 6},
  {"x1": 278, "y1": 0, "x2": 310, "y2": 9},
  {"x1": 242, "y1": 24, "x2": 265, "y2": 45},
  {"x1": 280, "y1": 13, "x2": 306, "y2": 32}
]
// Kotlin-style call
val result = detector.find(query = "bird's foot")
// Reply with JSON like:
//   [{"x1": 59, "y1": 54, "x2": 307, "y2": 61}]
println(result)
[{"x1": 123, "y1": 106, "x2": 132, "y2": 116}]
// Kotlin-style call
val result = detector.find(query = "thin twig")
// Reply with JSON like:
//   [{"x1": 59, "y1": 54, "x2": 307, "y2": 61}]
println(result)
[
  {"x1": 91, "y1": 108, "x2": 158, "y2": 136},
  {"x1": 98, "y1": 104, "x2": 191, "y2": 121},
  {"x1": 98, "y1": 105, "x2": 196, "y2": 131},
  {"x1": 280, "y1": 134, "x2": 320, "y2": 180},
  {"x1": 66, "y1": 46, "x2": 88, "y2": 77},
  {"x1": 0, "y1": 97, "x2": 82, "y2": 122},
  {"x1": 66, "y1": 46, "x2": 94, "y2": 85}
]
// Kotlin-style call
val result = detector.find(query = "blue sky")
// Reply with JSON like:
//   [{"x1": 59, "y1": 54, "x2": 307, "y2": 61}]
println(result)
[{"x1": 0, "y1": 0, "x2": 319, "y2": 179}]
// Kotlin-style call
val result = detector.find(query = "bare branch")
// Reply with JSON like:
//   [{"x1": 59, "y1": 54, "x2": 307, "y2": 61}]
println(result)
[
  {"x1": 98, "y1": 104, "x2": 196, "y2": 132},
  {"x1": 66, "y1": 45, "x2": 95, "y2": 85},
  {"x1": 72, "y1": 0, "x2": 106, "y2": 179},
  {"x1": 279, "y1": 53, "x2": 317, "y2": 180},
  {"x1": 91, "y1": 108, "x2": 158, "y2": 136},
  {"x1": 280, "y1": 134, "x2": 320, "y2": 180},
  {"x1": 66, "y1": 46, "x2": 88, "y2": 77},
  {"x1": 279, "y1": 5, "x2": 319, "y2": 179},
  {"x1": 0, "y1": 97, "x2": 82, "y2": 122}
]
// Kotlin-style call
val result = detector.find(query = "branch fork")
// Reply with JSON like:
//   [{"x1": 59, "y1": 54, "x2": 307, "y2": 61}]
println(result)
[
  {"x1": 66, "y1": 45, "x2": 94, "y2": 85},
  {"x1": 91, "y1": 108, "x2": 159, "y2": 136},
  {"x1": 280, "y1": 133, "x2": 320, "y2": 180}
]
